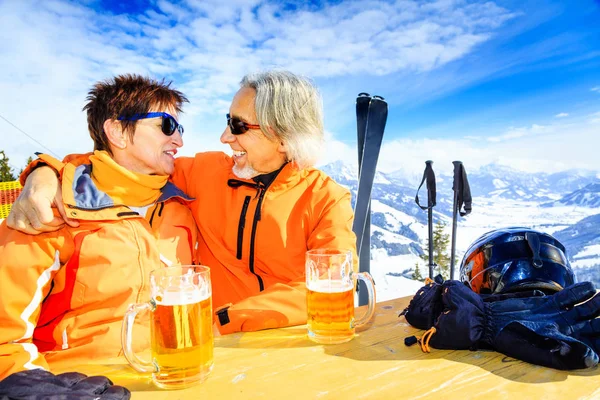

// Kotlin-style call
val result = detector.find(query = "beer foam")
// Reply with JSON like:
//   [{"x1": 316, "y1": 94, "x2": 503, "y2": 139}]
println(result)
[
  {"x1": 307, "y1": 280, "x2": 353, "y2": 293},
  {"x1": 155, "y1": 287, "x2": 209, "y2": 306}
]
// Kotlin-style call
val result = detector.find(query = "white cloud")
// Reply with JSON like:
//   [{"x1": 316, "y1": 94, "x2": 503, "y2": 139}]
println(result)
[
  {"x1": 486, "y1": 124, "x2": 551, "y2": 143},
  {"x1": 591, "y1": 86, "x2": 600, "y2": 93},
  {"x1": 555, "y1": 112, "x2": 568, "y2": 118},
  {"x1": 319, "y1": 131, "x2": 357, "y2": 169},
  {"x1": 1, "y1": 0, "x2": 593, "y2": 180},
  {"x1": 321, "y1": 117, "x2": 599, "y2": 175},
  {"x1": 0, "y1": 0, "x2": 518, "y2": 171},
  {"x1": 590, "y1": 111, "x2": 600, "y2": 124}
]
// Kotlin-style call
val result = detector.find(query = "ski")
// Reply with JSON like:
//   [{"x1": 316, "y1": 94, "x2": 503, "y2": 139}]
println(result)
[
  {"x1": 355, "y1": 93, "x2": 371, "y2": 305},
  {"x1": 352, "y1": 93, "x2": 388, "y2": 305}
]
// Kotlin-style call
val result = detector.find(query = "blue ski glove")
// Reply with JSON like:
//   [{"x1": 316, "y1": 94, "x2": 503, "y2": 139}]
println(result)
[
  {"x1": 427, "y1": 281, "x2": 600, "y2": 370},
  {"x1": 401, "y1": 280, "x2": 443, "y2": 330},
  {"x1": 401, "y1": 279, "x2": 543, "y2": 331},
  {"x1": 0, "y1": 369, "x2": 131, "y2": 399},
  {"x1": 494, "y1": 320, "x2": 600, "y2": 370}
]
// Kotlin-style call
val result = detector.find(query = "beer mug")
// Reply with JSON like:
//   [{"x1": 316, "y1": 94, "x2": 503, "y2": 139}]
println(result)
[
  {"x1": 122, "y1": 265, "x2": 214, "y2": 389},
  {"x1": 306, "y1": 248, "x2": 376, "y2": 344}
]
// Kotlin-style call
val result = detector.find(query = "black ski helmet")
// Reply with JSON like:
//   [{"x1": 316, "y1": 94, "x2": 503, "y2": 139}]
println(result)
[{"x1": 459, "y1": 227, "x2": 575, "y2": 294}]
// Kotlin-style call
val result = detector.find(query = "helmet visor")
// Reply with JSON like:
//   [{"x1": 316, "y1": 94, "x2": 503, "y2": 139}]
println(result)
[{"x1": 463, "y1": 240, "x2": 573, "y2": 294}]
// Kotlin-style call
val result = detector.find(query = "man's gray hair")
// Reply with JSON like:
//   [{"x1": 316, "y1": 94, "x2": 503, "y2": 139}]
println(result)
[{"x1": 240, "y1": 70, "x2": 324, "y2": 169}]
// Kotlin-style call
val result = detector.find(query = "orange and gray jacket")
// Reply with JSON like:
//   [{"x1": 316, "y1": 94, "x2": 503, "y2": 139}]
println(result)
[
  {"x1": 171, "y1": 152, "x2": 357, "y2": 334},
  {"x1": 0, "y1": 154, "x2": 196, "y2": 380}
]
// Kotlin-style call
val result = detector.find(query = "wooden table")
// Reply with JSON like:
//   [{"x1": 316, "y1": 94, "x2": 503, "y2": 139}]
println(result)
[{"x1": 56, "y1": 296, "x2": 600, "y2": 399}]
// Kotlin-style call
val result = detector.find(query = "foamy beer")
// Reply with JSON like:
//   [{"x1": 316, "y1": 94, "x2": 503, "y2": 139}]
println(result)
[
  {"x1": 122, "y1": 265, "x2": 213, "y2": 389},
  {"x1": 306, "y1": 249, "x2": 376, "y2": 344}
]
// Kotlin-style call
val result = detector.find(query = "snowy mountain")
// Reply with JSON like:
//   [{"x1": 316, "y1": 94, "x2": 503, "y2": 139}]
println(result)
[
  {"x1": 322, "y1": 160, "x2": 600, "y2": 300},
  {"x1": 553, "y1": 213, "x2": 600, "y2": 287},
  {"x1": 319, "y1": 160, "x2": 359, "y2": 186},
  {"x1": 553, "y1": 213, "x2": 600, "y2": 261},
  {"x1": 546, "y1": 169, "x2": 600, "y2": 193},
  {"x1": 462, "y1": 164, "x2": 551, "y2": 200},
  {"x1": 542, "y1": 182, "x2": 600, "y2": 208},
  {"x1": 459, "y1": 165, "x2": 598, "y2": 201}
]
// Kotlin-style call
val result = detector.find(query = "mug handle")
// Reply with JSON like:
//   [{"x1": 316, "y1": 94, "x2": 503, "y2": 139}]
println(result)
[
  {"x1": 121, "y1": 302, "x2": 156, "y2": 373},
  {"x1": 354, "y1": 272, "x2": 376, "y2": 328}
]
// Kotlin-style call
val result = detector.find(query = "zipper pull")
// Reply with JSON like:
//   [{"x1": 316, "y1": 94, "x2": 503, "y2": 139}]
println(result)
[{"x1": 255, "y1": 185, "x2": 266, "y2": 221}]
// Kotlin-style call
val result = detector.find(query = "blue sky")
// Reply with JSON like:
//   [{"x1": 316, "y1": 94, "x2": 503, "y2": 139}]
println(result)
[{"x1": 0, "y1": 0, "x2": 599, "y2": 177}]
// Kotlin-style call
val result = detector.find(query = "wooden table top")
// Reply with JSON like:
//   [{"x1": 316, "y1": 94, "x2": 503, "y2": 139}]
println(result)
[{"x1": 56, "y1": 296, "x2": 600, "y2": 399}]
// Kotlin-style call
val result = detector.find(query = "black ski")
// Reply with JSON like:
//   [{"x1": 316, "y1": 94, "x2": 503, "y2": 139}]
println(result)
[
  {"x1": 352, "y1": 93, "x2": 388, "y2": 305},
  {"x1": 355, "y1": 93, "x2": 371, "y2": 305}
]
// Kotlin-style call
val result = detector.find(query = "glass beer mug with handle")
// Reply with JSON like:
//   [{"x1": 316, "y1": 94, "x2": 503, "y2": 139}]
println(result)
[
  {"x1": 122, "y1": 265, "x2": 214, "y2": 389},
  {"x1": 306, "y1": 248, "x2": 376, "y2": 344}
]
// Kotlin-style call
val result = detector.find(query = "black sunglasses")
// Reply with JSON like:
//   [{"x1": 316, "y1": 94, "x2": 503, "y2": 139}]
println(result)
[
  {"x1": 118, "y1": 112, "x2": 184, "y2": 136},
  {"x1": 226, "y1": 113, "x2": 260, "y2": 135}
]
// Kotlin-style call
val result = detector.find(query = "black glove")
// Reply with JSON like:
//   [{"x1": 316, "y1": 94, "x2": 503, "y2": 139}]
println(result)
[
  {"x1": 0, "y1": 369, "x2": 130, "y2": 400},
  {"x1": 494, "y1": 321, "x2": 599, "y2": 370},
  {"x1": 401, "y1": 280, "x2": 543, "y2": 331},
  {"x1": 400, "y1": 280, "x2": 443, "y2": 330},
  {"x1": 428, "y1": 281, "x2": 600, "y2": 370}
]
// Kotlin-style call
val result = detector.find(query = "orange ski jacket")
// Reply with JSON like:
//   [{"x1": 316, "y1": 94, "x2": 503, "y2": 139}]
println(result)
[
  {"x1": 171, "y1": 152, "x2": 357, "y2": 334},
  {"x1": 0, "y1": 154, "x2": 196, "y2": 380}
]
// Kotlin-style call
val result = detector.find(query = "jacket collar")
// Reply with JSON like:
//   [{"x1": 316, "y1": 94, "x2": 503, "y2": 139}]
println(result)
[
  {"x1": 226, "y1": 160, "x2": 304, "y2": 193},
  {"x1": 62, "y1": 162, "x2": 193, "y2": 211}
]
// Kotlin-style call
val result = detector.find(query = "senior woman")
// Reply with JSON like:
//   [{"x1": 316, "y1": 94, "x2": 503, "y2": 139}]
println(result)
[{"x1": 0, "y1": 74, "x2": 197, "y2": 379}]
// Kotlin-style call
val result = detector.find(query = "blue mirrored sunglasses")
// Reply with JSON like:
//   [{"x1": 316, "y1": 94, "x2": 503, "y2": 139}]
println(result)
[{"x1": 118, "y1": 112, "x2": 184, "y2": 136}]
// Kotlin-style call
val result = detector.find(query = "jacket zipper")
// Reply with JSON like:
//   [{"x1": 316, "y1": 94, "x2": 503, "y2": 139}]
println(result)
[
  {"x1": 249, "y1": 186, "x2": 267, "y2": 291},
  {"x1": 236, "y1": 196, "x2": 251, "y2": 259},
  {"x1": 148, "y1": 203, "x2": 159, "y2": 226},
  {"x1": 229, "y1": 176, "x2": 283, "y2": 292},
  {"x1": 122, "y1": 218, "x2": 147, "y2": 304}
]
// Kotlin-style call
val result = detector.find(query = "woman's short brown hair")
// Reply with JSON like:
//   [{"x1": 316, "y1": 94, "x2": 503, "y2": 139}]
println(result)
[{"x1": 83, "y1": 74, "x2": 188, "y2": 154}]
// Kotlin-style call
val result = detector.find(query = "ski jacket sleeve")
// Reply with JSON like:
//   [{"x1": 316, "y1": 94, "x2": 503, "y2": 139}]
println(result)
[
  {"x1": 215, "y1": 279, "x2": 307, "y2": 335},
  {"x1": 306, "y1": 186, "x2": 358, "y2": 269},
  {"x1": 215, "y1": 184, "x2": 357, "y2": 335},
  {"x1": 171, "y1": 156, "x2": 196, "y2": 194},
  {"x1": 19, "y1": 153, "x2": 91, "y2": 186},
  {"x1": 0, "y1": 222, "x2": 69, "y2": 379}
]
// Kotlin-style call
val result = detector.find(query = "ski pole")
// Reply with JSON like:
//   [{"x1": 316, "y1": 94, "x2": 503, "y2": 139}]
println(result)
[
  {"x1": 427, "y1": 163, "x2": 435, "y2": 280},
  {"x1": 450, "y1": 161, "x2": 472, "y2": 279},
  {"x1": 415, "y1": 160, "x2": 436, "y2": 279}
]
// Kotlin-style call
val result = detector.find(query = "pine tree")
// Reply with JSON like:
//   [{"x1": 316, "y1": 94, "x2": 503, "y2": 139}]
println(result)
[
  {"x1": 0, "y1": 151, "x2": 16, "y2": 182},
  {"x1": 412, "y1": 262, "x2": 423, "y2": 281},
  {"x1": 433, "y1": 222, "x2": 451, "y2": 278},
  {"x1": 18, "y1": 156, "x2": 34, "y2": 177},
  {"x1": 420, "y1": 221, "x2": 451, "y2": 280}
]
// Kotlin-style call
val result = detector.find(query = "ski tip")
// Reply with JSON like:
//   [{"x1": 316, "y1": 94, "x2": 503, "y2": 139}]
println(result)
[
  {"x1": 425, "y1": 160, "x2": 434, "y2": 165},
  {"x1": 358, "y1": 92, "x2": 371, "y2": 97},
  {"x1": 452, "y1": 160, "x2": 463, "y2": 165},
  {"x1": 372, "y1": 95, "x2": 385, "y2": 101}
]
